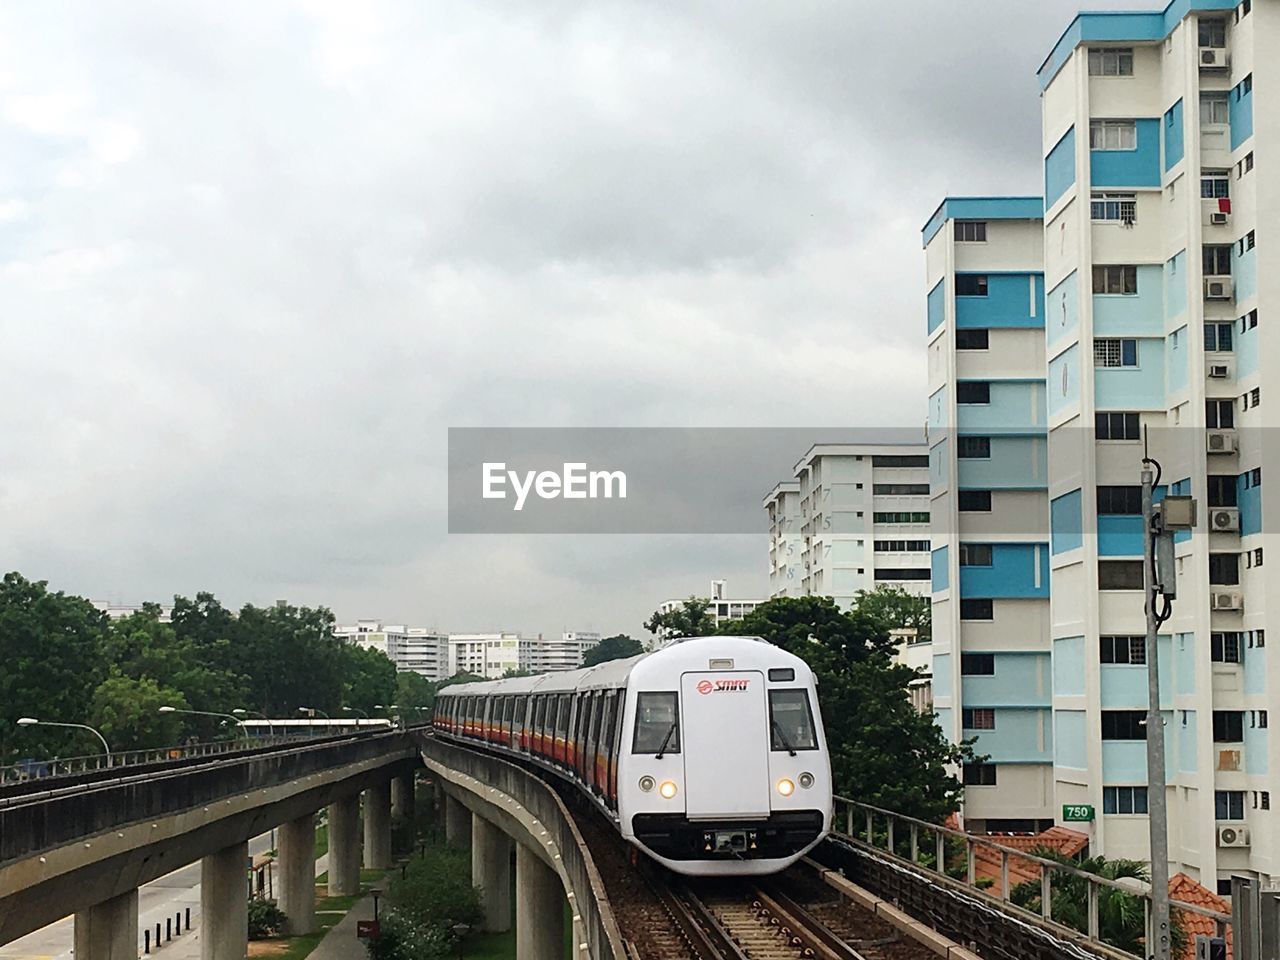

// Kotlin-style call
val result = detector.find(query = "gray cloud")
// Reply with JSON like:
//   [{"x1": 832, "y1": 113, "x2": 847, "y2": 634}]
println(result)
[{"x1": 2, "y1": 0, "x2": 1140, "y2": 635}]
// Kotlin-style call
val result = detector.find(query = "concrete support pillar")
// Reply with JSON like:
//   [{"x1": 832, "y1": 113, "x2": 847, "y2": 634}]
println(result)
[
  {"x1": 73, "y1": 888, "x2": 138, "y2": 960},
  {"x1": 201, "y1": 840, "x2": 248, "y2": 960},
  {"x1": 327, "y1": 792, "x2": 361, "y2": 896},
  {"x1": 391, "y1": 771, "x2": 415, "y2": 820},
  {"x1": 278, "y1": 813, "x2": 317, "y2": 935},
  {"x1": 472, "y1": 814, "x2": 514, "y2": 932},
  {"x1": 516, "y1": 843, "x2": 565, "y2": 960},
  {"x1": 363, "y1": 779, "x2": 393, "y2": 870},
  {"x1": 444, "y1": 792, "x2": 472, "y2": 848}
]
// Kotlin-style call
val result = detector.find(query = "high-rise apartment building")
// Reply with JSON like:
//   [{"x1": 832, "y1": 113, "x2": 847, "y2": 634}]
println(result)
[
  {"x1": 764, "y1": 481, "x2": 803, "y2": 599},
  {"x1": 334, "y1": 620, "x2": 450, "y2": 681},
  {"x1": 928, "y1": 0, "x2": 1274, "y2": 891},
  {"x1": 924, "y1": 200, "x2": 1054, "y2": 832}
]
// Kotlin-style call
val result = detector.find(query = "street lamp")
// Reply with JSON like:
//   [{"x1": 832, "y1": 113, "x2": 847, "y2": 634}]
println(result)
[
  {"x1": 233, "y1": 709, "x2": 275, "y2": 739},
  {"x1": 16, "y1": 718, "x2": 112, "y2": 763},
  {"x1": 157, "y1": 707, "x2": 247, "y2": 736},
  {"x1": 298, "y1": 706, "x2": 330, "y2": 720},
  {"x1": 342, "y1": 706, "x2": 370, "y2": 720}
]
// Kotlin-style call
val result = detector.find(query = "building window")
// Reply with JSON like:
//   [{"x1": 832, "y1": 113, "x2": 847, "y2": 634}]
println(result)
[
  {"x1": 1203, "y1": 245, "x2": 1233, "y2": 276},
  {"x1": 1240, "y1": 309, "x2": 1258, "y2": 332},
  {"x1": 1240, "y1": 152, "x2": 1254, "y2": 175},
  {"x1": 1097, "y1": 486, "x2": 1142, "y2": 515},
  {"x1": 1101, "y1": 634, "x2": 1146, "y2": 665},
  {"x1": 959, "y1": 599, "x2": 994, "y2": 621},
  {"x1": 1256, "y1": 629, "x2": 1267, "y2": 648},
  {"x1": 1095, "y1": 338, "x2": 1139, "y2": 368},
  {"x1": 1239, "y1": 230, "x2": 1256, "y2": 253},
  {"x1": 1201, "y1": 171, "x2": 1231, "y2": 199},
  {"x1": 1199, "y1": 18, "x2": 1227, "y2": 47},
  {"x1": 1096, "y1": 411, "x2": 1141, "y2": 440},
  {"x1": 958, "y1": 490, "x2": 992, "y2": 512},
  {"x1": 962, "y1": 708, "x2": 996, "y2": 730},
  {"x1": 1103, "y1": 786, "x2": 1149, "y2": 815},
  {"x1": 873, "y1": 568, "x2": 931, "y2": 581},
  {"x1": 955, "y1": 274, "x2": 988, "y2": 297},
  {"x1": 872, "y1": 511, "x2": 930, "y2": 523},
  {"x1": 963, "y1": 763, "x2": 997, "y2": 786},
  {"x1": 1210, "y1": 552, "x2": 1240, "y2": 585},
  {"x1": 1088, "y1": 47, "x2": 1135, "y2": 76},
  {"x1": 1093, "y1": 265, "x2": 1138, "y2": 294},
  {"x1": 1208, "y1": 475, "x2": 1238, "y2": 507},
  {"x1": 1213, "y1": 710, "x2": 1245, "y2": 743},
  {"x1": 1243, "y1": 466, "x2": 1262, "y2": 487},
  {"x1": 956, "y1": 381, "x2": 991, "y2": 404},
  {"x1": 1090, "y1": 119, "x2": 1137, "y2": 150},
  {"x1": 957, "y1": 436, "x2": 991, "y2": 459},
  {"x1": 873, "y1": 539, "x2": 930, "y2": 552},
  {"x1": 955, "y1": 329, "x2": 989, "y2": 350},
  {"x1": 1091, "y1": 193, "x2": 1137, "y2": 222},
  {"x1": 1211, "y1": 632, "x2": 1242, "y2": 663},
  {"x1": 1099, "y1": 560, "x2": 1144, "y2": 590},
  {"x1": 960, "y1": 653, "x2": 996, "y2": 675},
  {"x1": 1102, "y1": 710, "x2": 1147, "y2": 740},
  {"x1": 1216, "y1": 790, "x2": 1246, "y2": 821},
  {"x1": 1252, "y1": 710, "x2": 1268, "y2": 729},
  {"x1": 1206, "y1": 399, "x2": 1235, "y2": 429},
  {"x1": 959, "y1": 543, "x2": 993, "y2": 566},
  {"x1": 1204, "y1": 322, "x2": 1234, "y2": 352},
  {"x1": 1200, "y1": 92, "x2": 1230, "y2": 125},
  {"x1": 873, "y1": 483, "x2": 930, "y2": 495},
  {"x1": 954, "y1": 221, "x2": 987, "y2": 242},
  {"x1": 873, "y1": 455, "x2": 930, "y2": 467}
]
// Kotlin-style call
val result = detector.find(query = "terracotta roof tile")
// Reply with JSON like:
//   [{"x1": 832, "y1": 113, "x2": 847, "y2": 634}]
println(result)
[
  {"x1": 969, "y1": 826, "x2": 1090, "y2": 896},
  {"x1": 1169, "y1": 873, "x2": 1232, "y2": 960}
]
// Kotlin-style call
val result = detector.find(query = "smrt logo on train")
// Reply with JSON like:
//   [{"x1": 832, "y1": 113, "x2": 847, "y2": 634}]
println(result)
[{"x1": 696, "y1": 678, "x2": 750, "y2": 694}]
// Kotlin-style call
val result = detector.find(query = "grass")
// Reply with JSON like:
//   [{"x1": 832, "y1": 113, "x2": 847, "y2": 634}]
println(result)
[
  {"x1": 314, "y1": 824, "x2": 329, "y2": 859},
  {"x1": 247, "y1": 869, "x2": 388, "y2": 958}
]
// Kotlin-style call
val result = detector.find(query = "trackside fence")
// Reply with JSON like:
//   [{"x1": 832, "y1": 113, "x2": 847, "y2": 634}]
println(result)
[{"x1": 828, "y1": 796, "x2": 1238, "y2": 960}]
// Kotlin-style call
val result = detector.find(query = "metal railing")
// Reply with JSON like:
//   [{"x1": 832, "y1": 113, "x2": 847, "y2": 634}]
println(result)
[
  {"x1": 0, "y1": 735, "x2": 307, "y2": 785},
  {"x1": 833, "y1": 796, "x2": 1231, "y2": 959}
]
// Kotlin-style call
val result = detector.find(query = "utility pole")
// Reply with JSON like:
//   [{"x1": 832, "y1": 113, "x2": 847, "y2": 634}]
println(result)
[{"x1": 1142, "y1": 453, "x2": 1196, "y2": 960}]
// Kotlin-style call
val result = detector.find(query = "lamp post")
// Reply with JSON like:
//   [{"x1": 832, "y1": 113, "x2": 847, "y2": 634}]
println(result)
[
  {"x1": 16, "y1": 718, "x2": 112, "y2": 763},
  {"x1": 157, "y1": 707, "x2": 247, "y2": 738},
  {"x1": 342, "y1": 706, "x2": 370, "y2": 721},
  {"x1": 298, "y1": 706, "x2": 330, "y2": 720}
]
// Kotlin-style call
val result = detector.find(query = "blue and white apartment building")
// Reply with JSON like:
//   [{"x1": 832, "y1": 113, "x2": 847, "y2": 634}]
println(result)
[{"x1": 928, "y1": 0, "x2": 1276, "y2": 893}]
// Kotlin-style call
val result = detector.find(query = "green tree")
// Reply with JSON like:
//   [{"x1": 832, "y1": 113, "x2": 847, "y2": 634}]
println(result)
[
  {"x1": 717, "y1": 596, "x2": 975, "y2": 822},
  {"x1": 582, "y1": 634, "x2": 645, "y2": 667},
  {"x1": 852, "y1": 585, "x2": 932, "y2": 642},
  {"x1": 0, "y1": 573, "x2": 110, "y2": 762},
  {"x1": 643, "y1": 598, "x2": 714, "y2": 641},
  {"x1": 89, "y1": 674, "x2": 190, "y2": 751},
  {"x1": 340, "y1": 642, "x2": 398, "y2": 716},
  {"x1": 1010, "y1": 850, "x2": 1185, "y2": 957},
  {"x1": 232, "y1": 602, "x2": 345, "y2": 715},
  {"x1": 395, "y1": 672, "x2": 437, "y2": 714}
]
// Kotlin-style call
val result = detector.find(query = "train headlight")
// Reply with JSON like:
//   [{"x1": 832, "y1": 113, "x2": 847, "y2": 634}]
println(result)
[
  {"x1": 639, "y1": 776, "x2": 655, "y2": 792},
  {"x1": 776, "y1": 778, "x2": 795, "y2": 797},
  {"x1": 798, "y1": 772, "x2": 815, "y2": 789},
  {"x1": 658, "y1": 780, "x2": 678, "y2": 799}
]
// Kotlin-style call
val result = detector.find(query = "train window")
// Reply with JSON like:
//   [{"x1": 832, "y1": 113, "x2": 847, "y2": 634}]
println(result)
[
  {"x1": 632, "y1": 692, "x2": 680, "y2": 754},
  {"x1": 558, "y1": 695, "x2": 571, "y2": 737},
  {"x1": 769, "y1": 690, "x2": 818, "y2": 751},
  {"x1": 768, "y1": 668, "x2": 796, "y2": 682},
  {"x1": 535, "y1": 697, "x2": 547, "y2": 735}
]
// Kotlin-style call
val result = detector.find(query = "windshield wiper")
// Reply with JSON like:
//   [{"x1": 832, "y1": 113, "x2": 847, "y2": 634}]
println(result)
[
  {"x1": 655, "y1": 722, "x2": 678, "y2": 759},
  {"x1": 772, "y1": 720, "x2": 797, "y2": 757}
]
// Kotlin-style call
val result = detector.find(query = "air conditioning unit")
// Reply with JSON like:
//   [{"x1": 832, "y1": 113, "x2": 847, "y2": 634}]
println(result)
[
  {"x1": 1217, "y1": 825, "x2": 1250, "y2": 848},
  {"x1": 1210, "y1": 211, "x2": 1230, "y2": 226},
  {"x1": 1205, "y1": 277, "x2": 1235, "y2": 300},
  {"x1": 1208, "y1": 362, "x2": 1232, "y2": 378},
  {"x1": 1207, "y1": 430, "x2": 1238, "y2": 453},
  {"x1": 1200, "y1": 47, "x2": 1229, "y2": 69},
  {"x1": 1211, "y1": 507, "x2": 1240, "y2": 532},
  {"x1": 1211, "y1": 590, "x2": 1244, "y2": 611}
]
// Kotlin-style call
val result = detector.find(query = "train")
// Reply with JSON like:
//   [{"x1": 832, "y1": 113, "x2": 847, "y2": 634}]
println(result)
[{"x1": 433, "y1": 635, "x2": 833, "y2": 876}]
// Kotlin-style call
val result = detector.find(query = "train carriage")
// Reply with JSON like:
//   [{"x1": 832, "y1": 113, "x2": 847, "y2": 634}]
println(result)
[{"x1": 433, "y1": 635, "x2": 832, "y2": 876}]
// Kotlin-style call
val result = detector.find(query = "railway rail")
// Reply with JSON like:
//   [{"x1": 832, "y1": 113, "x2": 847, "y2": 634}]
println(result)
[{"x1": 564, "y1": 785, "x2": 935, "y2": 960}]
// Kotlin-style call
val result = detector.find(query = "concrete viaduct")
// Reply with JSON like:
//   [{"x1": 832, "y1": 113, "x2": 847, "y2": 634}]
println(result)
[{"x1": 0, "y1": 729, "x2": 623, "y2": 960}]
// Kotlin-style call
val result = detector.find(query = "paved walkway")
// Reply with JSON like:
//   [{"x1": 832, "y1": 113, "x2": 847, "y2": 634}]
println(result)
[{"x1": 307, "y1": 891, "x2": 380, "y2": 960}]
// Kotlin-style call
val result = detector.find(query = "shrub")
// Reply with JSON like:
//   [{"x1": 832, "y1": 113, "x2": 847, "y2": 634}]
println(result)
[
  {"x1": 366, "y1": 909, "x2": 453, "y2": 960},
  {"x1": 247, "y1": 897, "x2": 287, "y2": 939}
]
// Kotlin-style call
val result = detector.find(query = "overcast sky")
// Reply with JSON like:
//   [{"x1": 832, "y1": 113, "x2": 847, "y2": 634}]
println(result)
[{"x1": 1, "y1": 1, "x2": 1141, "y2": 639}]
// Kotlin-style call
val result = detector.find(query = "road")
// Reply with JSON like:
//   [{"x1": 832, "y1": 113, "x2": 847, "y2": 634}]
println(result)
[{"x1": 0, "y1": 832, "x2": 282, "y2": 960}]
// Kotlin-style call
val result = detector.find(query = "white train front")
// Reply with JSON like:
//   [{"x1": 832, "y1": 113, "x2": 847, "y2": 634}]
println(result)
[{"x1": 433, "y1": 636, "x2": 833, "y2": 876}]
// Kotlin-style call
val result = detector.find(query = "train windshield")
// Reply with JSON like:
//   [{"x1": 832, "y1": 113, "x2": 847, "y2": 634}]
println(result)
[
  {"x1": 632, "y1": 692, "x2": 680, "y2": 754},
  {"x1": 768, "y1": 690, "x2": 818, "y2": 751}
]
